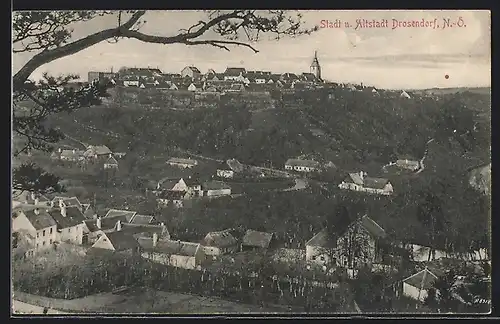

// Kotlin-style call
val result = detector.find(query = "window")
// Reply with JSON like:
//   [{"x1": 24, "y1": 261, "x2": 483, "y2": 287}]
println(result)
[
  {"x1": 50, "y1": 228, "x2": 53, "y2": 234},
  {"x1": 36, "y1": 243, "x2": 39, "y2": 248},
  {"x1": 42, "y1": 241, "x2": 46, "y2": 246},
  {"x1": 43, "y1": 230, "x2": 46, "y2": 236},
  {"x1": 312, "y1": 256, "x2": 317, "y2": 260},
  {"x1": 50, "y1": 239, "x2": 52, "y2": 244},
  {"x1": 320, "y1": 256, "x2": 325, "y2": 261},
  {"x1": 68, "y1": 227, "x2": 71, "y2": 233},
  {"x1": 37, "y1": 232, "x2": 39, "y2": 238}
]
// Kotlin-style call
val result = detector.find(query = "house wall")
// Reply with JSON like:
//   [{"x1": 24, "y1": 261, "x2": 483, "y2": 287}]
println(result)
[
  {"x1": 202, "y1": 246, "x2": 221, "y2": 256},
  {"x1": 58, "y1": 223, "x2": 85, "y2": 245},
  {"x1": 104, "y1": 163, "x2": 118, "y2": 169},
  {"x1": 172, "y1": 180, "x2": 188, "y2": 191},
  {"x1": 91, "y1": 235, "x2": 116, "y2": 251},
  {"x1": 216, "y1": 170, "x2": 234, "y2": 178},
  {"x1": 403, "y1": 282, "x2": 427, "y2": 302},
  {"x1": 306, "y1": 245, "x2": 336, "y2": 267},
  {"x1": 205, "y1": 188, "x2": 231, "y2": 197},
  {"x1": 285, "y1": 164, "x2": 316, "y2": 172},
  {"x1": 170, "y1": 255, "x2": 197, "y2": 270},
  {"x1": 124, "y1": 80, "x2": 139, "y2": 87}
]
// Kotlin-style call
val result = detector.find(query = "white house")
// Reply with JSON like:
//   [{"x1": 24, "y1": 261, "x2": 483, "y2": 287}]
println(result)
[
  {"x1": 91, "y1": 231, "x2": 141, "y2": 254},
  {"x1": 396, "y1": 159, "x2": 421, "y2": 171},
  {"x1": 156, "y1": 177, "x2": 188, "y2": 192},
  {"x1": 338, "y1": 171, "x2": 394, "y2": 196},
  {"x1": 12, "y1": 206, "x2": 58, "y2": 253},
  {"x1": 48, "y1": 203, "x2": 87, "y2": 245},
  {"x1": 157, "y1": 190, "x2": 188, "y2": 208},
  {"x1": 223, "y1": 67, "x2": 246, "y2": 81},
  {"x1": 216, "y1": 161, "x2": 235, "y2": 179},
  {"x1": 166, "y1": 157, "x2": 198, "y2": 169},
  {"x1": 104, "y1": 155, "x2": 119, "y2": 169},
  {"x1": 402, "y1": 267, "x2": 443, "y2": 302},
  {"x1": 180, "y1": 66, "x2": 201, "y2": 79},
  {"x1": 285, "y1": 159, "x2": 320, "y2": 173},
  {"x1": 139, "y1": 239, "x2": 206, "y2": 270},
  {"x1": 305, "y1": 228, "x2": 338, "y2": 268},
  {"x1": 201, "y1": 230, "x2": 239, "y2": 256},
  {"x1": 202, "y1": 181, "x2": 231, "y2": 197}
]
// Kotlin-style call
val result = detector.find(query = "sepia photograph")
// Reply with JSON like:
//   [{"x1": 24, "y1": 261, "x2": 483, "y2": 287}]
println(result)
[{"x1": 12, "y1": 9, "x2": 491, "y2": 316}]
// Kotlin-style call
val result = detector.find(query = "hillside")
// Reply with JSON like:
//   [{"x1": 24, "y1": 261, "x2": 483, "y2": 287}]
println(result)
[{"x1": 43, "y1": 86, "x2": 490, "y2": 253}]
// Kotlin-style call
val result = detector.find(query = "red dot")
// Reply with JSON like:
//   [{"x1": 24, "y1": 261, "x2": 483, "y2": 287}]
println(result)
[{"x1": 445, "y1": 74, "x2": 449, "y2": 79}]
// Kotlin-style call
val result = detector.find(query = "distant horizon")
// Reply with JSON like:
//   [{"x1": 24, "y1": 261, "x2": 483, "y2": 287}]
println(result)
[{"x1": 13, "y1": 10, "x2": 491, "y2": 89}]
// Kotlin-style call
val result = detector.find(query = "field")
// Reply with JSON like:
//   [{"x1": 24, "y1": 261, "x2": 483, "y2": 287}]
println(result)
[{"x1": 13, "y1": 288, "x2": 293, "y2": 314}]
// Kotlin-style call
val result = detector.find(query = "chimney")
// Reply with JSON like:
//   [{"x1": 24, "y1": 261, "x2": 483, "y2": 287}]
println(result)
[
  {"x1": 58, "y1": 199, "x2": 64, "y2": 208},
  {"x1": 109, "y1": 153, "x2": 112, "y2": 158},
  {"x1": 72, "y1": 149, "x2": 76, "y2": 154},
  {"x1": 116, "y1": 220, "x2": 122, "y2": 231},
  {"x1": 34, "y1": 198, "x2": 39, "y2": 205},
  {"x1": 31, "y1": 192, "x2": 36, "y2": 201},
  {"x1": 58, "y1": 148, "x2": 62, "y2": 153},
  {"x1": 34, "y1": 208, "x2": 40, "y2": 215},
  {"x1": 61, "y1": 205, "x2": 67, "y2": 217},
  {"x1": 359, "y1": 171, "x2": 365, "y2": 180},
  {"x1": 96, "y1": 216, "x2": 102, "y2": 229},
  {"x1": 153, "y1": 233, "x2": 158, "y2": 247}
]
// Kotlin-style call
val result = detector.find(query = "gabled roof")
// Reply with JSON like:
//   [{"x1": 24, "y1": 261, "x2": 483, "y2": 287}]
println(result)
[
  {"x1": 183, "y1": 66, "x2": 201, "y2": 73},
  {"x1": 363, "y1": 177, "x2": 390, "y2": 190},
  {"x1": 84, "y1": 214, "x2": 128, "y2": 232},
  {"x1": 242, "y1": 230, "x2": 274, "y2": 248},
  {"x1": 158, "y1": 177, "x2": 184, "y2": 190},
  {"x1": 84, "y1": 145, "x2": 112, "y2": 156},
  {"x1": 216, "y1": 161, "x2": 233, "y2": 171},
  {"x1": 202, "y1": 230, "x2": 238, "y2": 248},
  {"x1": 104, "y1": 209, "x2": 137, "y2": 221},
  {"x1": 360, "y1": 215, "x2": 387, "y2": 239},
  {"x1": 140, "y1": 239, "x2": 200, "y2": 257},
  {"x1": 224, "y1": 67, "x2": 246, "y2": 76},
  {"x1": 18, "y1": 209, "x2": 57, "y2": 230},
  {"x1": 285, "y1": 159, "x2": 320, "y2": 168},
  {"x1": 183, "y1": 178, "x2": 200, "y2": 187},
  {"x1": 281, "y1": 73, "x2": 299, "y2": 80},
  {"x1": 167, "y1": 157, "x2": 198, "y2": 165},
  {"x1": 102, "y1": 231, "x2": 140, "y2": 252},
  {"x1": 120, "y1": 223, "x2": 166, "y2": 238},
  {"x1": 52, "y1": 196, "x2": 82, "y2": 211},
  {"x1": 202, "y1": 180, "x2": 231, "y2": 191},
  {"x1": 403, "y1": 268, "x2": 440, "y2": 290},
  {"x1": 301, "y1": 73, "x2": 317, "y2": 81},
  {"x1": 49, "y1": 207, "x2": 86, "y2": 229},
  {"x1": 105, "y1": 155, "x2": 118, "y2": 165},
  {"x1": 129, "y1": 214, "x2": 154, "y2": 225},
  {"x1": 60, "y1": 149, "x2": 84, "y2": 158},
  {"x1": 306, "y1": 228, "x2": 337, "y2": 248}
]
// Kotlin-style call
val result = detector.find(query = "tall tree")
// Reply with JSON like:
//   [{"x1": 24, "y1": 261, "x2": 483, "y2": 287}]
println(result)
[{"x1": 12, "y1": 10, "x2": 317, "y2": 193}]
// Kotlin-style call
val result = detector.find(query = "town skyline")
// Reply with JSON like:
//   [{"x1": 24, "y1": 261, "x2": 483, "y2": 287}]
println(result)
[{"x1": 13, "y1": 10, "x2": 490, "y2": 89}]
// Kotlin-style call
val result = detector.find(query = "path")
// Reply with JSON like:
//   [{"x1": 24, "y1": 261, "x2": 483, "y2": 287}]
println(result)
[{"x1": 281, "y1": 178, "x2": 308, "y2": 192}]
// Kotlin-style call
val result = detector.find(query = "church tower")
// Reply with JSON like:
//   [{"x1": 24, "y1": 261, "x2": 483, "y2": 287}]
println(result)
[{"x1": 310, "y1": 51, "x2": 322, "y2": 81}]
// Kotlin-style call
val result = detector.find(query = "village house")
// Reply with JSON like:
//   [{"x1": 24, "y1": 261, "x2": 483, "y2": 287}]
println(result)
[
  {"x1": 187, "y1": 82, "x2": 204, "y2": 92},
  {"x1": 201, "y1": 181, "x2": 232, "y2": 197},
  {"x1": 122, "y1": 75, "x2": 141, "y2": 87},
  {"x1": 104, "y1": 209, "x2": 137, "y2": 222},
  {"x1": 216, "y1": 161, "x2": 235, "y2": 179},
  {"x1": 81, "y1": 203, "x2": 97, "y2": 219},
  {"x1": 241, "y1": 229, "x2": 275, "y2": 252},
  {"x1": 181, "y1": 66, "x2": 202, "y2": 79},
  {"x1": 338, "y1": 171, "x2": 394, "y2": 196},
  {"x1": 83, "y1": 214, "x2": 129, "y2": 244},
  {"x1": 201, "y1": 230, "x2": 239, "y2": 256},
  {"x1": 12, "y1": 207, "x2": 58, "y2": 252},
  {"x1": 284, "y1": 159, "x2": 320, "y2": 173},
  {"x1": 88, "y1": 71, "x2": 118, "y2": 84},
  {"x1": 395, "y1": 158, "x2": 421, "y2": 171},
  {"x1": 120, "y1": 222, "x2": 169, "y2": 241},
  {"x1": 402, "y1": 267, "x2": 445, "y2": 302},
  {"x1": 13, "y1": 191, "x2": 51, "y2": 207},
  {"x1": 401, "y1": 90, "x2": 412, "y2": 99},
  {"x1": 91, "y1": 231, "x2": 141, "y2": 255},
  {"x1": 53, "y1": 148, "x2": 85, "y2": 162},
  {"x1": 166, "y1": 157, "x2": 199, "y2": 169},
  {"x1": 223, "y1": 67, "x2": 246, "y2": 81},
  {"x1": 128, "y1": 214, "x2": 155, "y2": 225},
  {"x1": 157, "y1": 190, "x2": 189, "y2": 208},
  {"x1": 139, "y1": 239, "x2": 206, "y2": 270},
  {"x1": 306, "y1": 215, "x2": 388, "y2": 271},
  {"x1": 245, "y1": 71, "x2": 271, "y2": 84},
  {"x1": 83, "y1": 145, "x2": 113, "y2": 159},
  {"x1": 156, "y1": 177, "x2": 188, "y2": 192},
  {"x1": 184, "y1": 178, "x2": 202, "y2": 197},
  {"x1": 51, "y1": 196, "x2": 83, "y2": 212},
  {"x1": 48, "y1": 203, "x2": 87, "y2": 245},
  {"x1": 103, "y1": 155, "x2": 119, "y2": 169},
  {"x1": 224, "y1": 83, "x2": 246, "y2": 93}
]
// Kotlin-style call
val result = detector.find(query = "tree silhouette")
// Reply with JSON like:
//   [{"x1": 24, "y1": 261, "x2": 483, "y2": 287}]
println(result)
[{"x1": 12, "y1": 10, "x2": 317, "y2": 193}]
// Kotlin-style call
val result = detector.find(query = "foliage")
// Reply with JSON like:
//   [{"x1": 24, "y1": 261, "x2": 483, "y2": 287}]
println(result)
[
  {"x1": 12, "y1": 10, "x2": 315, "y2": 194},
  {"x1": 12, "y1": 162, "x2": 64, "y2": 194}
]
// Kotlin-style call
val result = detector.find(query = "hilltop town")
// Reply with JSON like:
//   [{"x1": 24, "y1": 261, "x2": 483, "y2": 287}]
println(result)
[{"x1": 13, "y1": 50, "x2": 491, "y2": 314}]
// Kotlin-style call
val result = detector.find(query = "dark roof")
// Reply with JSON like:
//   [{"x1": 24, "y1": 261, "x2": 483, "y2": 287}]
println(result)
[
  {"x1": 158, "y1": 190, "x2": 186, "y2": 200},
  {"x1": 285, "y1": 159, "x2": 320, "y2": 168},
  {"x1": 105, "y1": 156, "x2": 118, "y2": 165},
  {"x1": 224, "y1": 67, "x2": 246, "y2": 76},
  {"x1": 167, "y1": 157, "x2": 198, "y2": 165},
  {"x1": 183, "y1": 66, "x2": 201, "y2": 73},
  {"x1": 306, "y1": 228, "x2": 337, "y2": 248},
  {"x1": 281, "y1": 73, "x2": 299, "y2": 80},
  {"x1": 49, "y1": 207, "x2": 86, "y2": 229},
  {"x1": 129, "y1": 214, "x2": 154, "y2": 225},
  {"x1": 360, "y1": 215, "x2": 387, "y2": 238},
  {"x1": 158, "y1": 177, "x2": 184, "y2": 190},
  {"x1": 363, "y1": 177, "x2": 390, "y2": 189},
  {"x1": 21, "y1": 209, "x2": 57, "y2": 230},
  {"x1": 403, "y1": 268, "x2": 440, "y2": 290},
  {"x1": 103, "y1": 231, "x2": 140, "y2": 252},
  {"x1": 216, "y1": 161, "x2": 232, "y2": 171},
  {"x1": 52, "y1": 196, "x2": 82, "y2": 210},
  {"x1": 183, "y1": 178, "x2": 200, "y2": 187},
  {"x1": 202, "y1": 181, "x2": 231, "y2": 191},
  {"x1": 301, "y1": 73, "x2": 317, "y2": 81},
  {"x1": 85, "y1": 214, "x2": 128, "y2": 232},
  {"x1": 139, "y1": 239, "x2": 200, "y2": 256},
  {"x1": 120, "y1": 223, "x2": 166, "y2": 238},
  {"x1": 202, "y1": 230, "x2": 238, "y2": 248},
  {"x1": 242, "y1": 230, "x2": 273, "y2": 248}
]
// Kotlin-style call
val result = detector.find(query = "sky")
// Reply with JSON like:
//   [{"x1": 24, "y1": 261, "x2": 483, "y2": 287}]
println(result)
[{"x1": 13, "y1": 10, "x2": 491, "y2": 89}]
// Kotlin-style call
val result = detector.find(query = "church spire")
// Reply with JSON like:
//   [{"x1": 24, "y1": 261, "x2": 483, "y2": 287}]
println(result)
[{"x1": 310, "y1": 50, "x2": 322, "y2": 81}]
